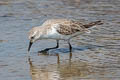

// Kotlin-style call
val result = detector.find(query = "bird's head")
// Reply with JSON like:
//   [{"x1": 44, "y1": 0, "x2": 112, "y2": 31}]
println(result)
[{"x1": 28, "y1": 27, "x2": 41, "y2": 52}]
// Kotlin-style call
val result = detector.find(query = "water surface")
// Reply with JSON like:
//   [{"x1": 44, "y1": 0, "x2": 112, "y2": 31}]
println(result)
[{"x1": 0, "y1": 0, "x2": 120, "y2": 80}]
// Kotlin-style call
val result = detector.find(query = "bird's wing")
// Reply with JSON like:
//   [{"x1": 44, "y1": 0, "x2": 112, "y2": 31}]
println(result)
[{"x1": 56, "y1": 21, "x2": 86, "y2": 35}]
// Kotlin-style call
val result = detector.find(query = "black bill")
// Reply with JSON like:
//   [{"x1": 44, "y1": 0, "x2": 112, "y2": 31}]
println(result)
[{"x1": 28, "y1": 41, "x2": 33, "y2": 52}]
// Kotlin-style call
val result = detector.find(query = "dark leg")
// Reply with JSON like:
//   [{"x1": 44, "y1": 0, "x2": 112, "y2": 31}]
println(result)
[
  {"x1": 68, "y1": 40, "x2": 72, "y2": 52},
  {"x1": 44, "y1": 40, "x2": 59, "y2": 51},
  {"x1": 38, "y1": 40, "x2": 59, "y2": 53}
]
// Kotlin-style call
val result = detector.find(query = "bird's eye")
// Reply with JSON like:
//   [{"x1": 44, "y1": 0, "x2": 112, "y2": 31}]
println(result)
[{"x1": 31, "y1": 36, "x2": 34, "y2": 39}]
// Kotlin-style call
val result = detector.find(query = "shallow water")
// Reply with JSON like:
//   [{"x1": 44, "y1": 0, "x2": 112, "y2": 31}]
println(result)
[{"x1": 0, "y1": 0, "x2": 120, "y2": 80}]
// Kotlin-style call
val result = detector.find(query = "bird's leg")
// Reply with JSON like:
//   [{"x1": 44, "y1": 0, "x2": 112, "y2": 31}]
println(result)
[
  {"x1": 38, "y1": 40, "x2": 59, "y2": 53},
  {"x1": 68, "y1": 40, "x2": 72, "y2": 52},
  {"x1": 44, "y1": 40, "x2": 59, "y2": 51}
]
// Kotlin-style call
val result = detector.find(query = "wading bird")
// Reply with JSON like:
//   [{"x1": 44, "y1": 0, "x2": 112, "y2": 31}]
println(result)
[{"x1": 28, "y1": 19, "x2": 103, "y2": 53}]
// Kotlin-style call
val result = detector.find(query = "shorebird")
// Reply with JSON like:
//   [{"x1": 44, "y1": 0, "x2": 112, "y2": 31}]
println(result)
[{"x1": 28, "y1": 19, "x2": 103, "y2": 53}]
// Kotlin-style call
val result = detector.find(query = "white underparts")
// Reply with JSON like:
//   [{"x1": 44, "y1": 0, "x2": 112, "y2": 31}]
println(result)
[{"x1": 85, "y1": 29, "x2": 91, "y2": 33}]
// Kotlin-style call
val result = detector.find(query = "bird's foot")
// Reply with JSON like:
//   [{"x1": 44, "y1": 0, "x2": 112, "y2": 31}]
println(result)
[{"x1": 38, "y1": 49, "x2": 49, "y2": 55}]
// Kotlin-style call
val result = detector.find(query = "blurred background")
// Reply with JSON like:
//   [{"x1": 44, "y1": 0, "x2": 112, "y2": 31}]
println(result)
[{"x1": 0, "y1": 0, "x2": 120, "y2": 80}]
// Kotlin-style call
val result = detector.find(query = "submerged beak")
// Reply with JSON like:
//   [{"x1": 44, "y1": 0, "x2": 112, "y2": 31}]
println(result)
[{"x1": 28, "y1": 41, "x2": 33, "y2": 52}]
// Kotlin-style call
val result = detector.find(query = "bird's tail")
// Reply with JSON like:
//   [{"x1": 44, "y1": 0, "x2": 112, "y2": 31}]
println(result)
[{"x1": 83, "y1": 20, "x2": 103, "y2": 28}]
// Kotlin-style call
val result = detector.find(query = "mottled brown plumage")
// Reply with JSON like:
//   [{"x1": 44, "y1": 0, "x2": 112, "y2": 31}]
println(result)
[
  {"x1": 56, "y1": 21, "x2": 85, "y2": 35},
  {"x1": 28, "y1": 19, "x2": 103, "y2": 52},
  {"x1": 56, "y1": 20, "x2": 103, "y2": 35},
  {"x1": 83, "y1": 20, "x2": 103, "y2": 28}
]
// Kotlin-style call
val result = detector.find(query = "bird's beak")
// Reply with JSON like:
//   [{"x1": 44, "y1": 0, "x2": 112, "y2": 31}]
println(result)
[{"x1": 28, "y1": 41, "x2": 33, "y2": 52}]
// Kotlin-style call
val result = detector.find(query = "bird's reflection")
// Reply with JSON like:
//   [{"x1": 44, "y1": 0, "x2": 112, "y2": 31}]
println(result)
[
  {"x1": 38, "y1": 51, "x2": 72, "y2": 64},
  {"x1": 28, "y1": 52, "x2": 92, "y2": 80},
  {"x1": 28, "y1": 56, "x2": 60, "y2": 80}
]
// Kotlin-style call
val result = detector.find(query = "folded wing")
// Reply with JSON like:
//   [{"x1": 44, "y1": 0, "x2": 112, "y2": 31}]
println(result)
[{"x1": 56, "y1": 20, "x2": 86, "y2": 35}]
